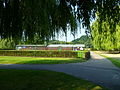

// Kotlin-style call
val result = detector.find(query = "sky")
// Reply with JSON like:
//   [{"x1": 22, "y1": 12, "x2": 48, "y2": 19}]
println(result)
[
  {"x1": 56, "y1": 18, "x2": 96, "y2": 42},
  {"x1": 57, "y1": 27, "x2": 86, "y2": 42},
  {"x1": 55, "y1": 18, "x2": 96, "y2": 42}
]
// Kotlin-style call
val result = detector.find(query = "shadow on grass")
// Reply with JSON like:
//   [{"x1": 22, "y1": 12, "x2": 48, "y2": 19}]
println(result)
[{"x1": 0, "y1": 69, "x2": 109, "y2": 90}]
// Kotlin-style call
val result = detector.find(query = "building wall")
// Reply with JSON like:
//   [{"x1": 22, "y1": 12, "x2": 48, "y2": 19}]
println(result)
[
  {"x1": 47, "y1": 47, "x2": 58, "y2": 50},
  {"x1": 35, "y1": 46, "x2": 46, "y2": 50},
  {"x1": 61, "y1": 47, "x2": 72, "y2": 50}
]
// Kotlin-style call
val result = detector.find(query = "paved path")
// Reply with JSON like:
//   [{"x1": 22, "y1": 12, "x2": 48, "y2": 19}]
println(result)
[{"x1": 0, "y1": 52, "x2": 120, "y2": 90}]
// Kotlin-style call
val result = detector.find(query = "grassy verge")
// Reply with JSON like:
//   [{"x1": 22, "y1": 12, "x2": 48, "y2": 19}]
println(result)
[
  {"x1": 101, "y1": 55, "x2": 120, "y2": 68},
  {"x1": 106, "y1": 57, "x2": 120, "y2": 68},
  {"x1": 94, "y1": 51, "x2": 120, "y2": 68},
  {"x1": 0, "y1": 56, "x2": 86, "y2": 64},
  {"x1": 0, "y1": 69, "x2": 108, "y2": 90}
]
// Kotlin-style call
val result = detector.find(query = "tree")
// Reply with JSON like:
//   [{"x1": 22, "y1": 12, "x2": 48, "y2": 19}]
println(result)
[
  {"x1": 0, "y1": 0, "x2": 119, "y2": 44},
  {"x1": 91, "y1": 18, "x2": 120, "y2": 50},
  {"x1": 0, "y1": 38, "x2": 15, "y2": 49},
  {"x1": 72, "y1": 35, "x2": 92, "y2": 48},
  {"x1": 48, "y1": 40, "x2": 73, "y2": 44}
]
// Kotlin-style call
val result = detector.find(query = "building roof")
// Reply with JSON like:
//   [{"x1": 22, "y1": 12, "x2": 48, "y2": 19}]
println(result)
[
  {"x1": 47, "y1": 44, "x2": 85, "y2": 47},
  {"x1": 16, "y1": 44, "x2": 85, "y2": 47}
]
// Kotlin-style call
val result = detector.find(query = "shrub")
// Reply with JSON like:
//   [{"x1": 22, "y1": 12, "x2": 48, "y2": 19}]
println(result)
[
  {"x1": 0, "y1": 50, "x2": 77, "y2": 58},
  {"x1": 76, "y1": 51, "x2": 90, "y2": 59},
  {"x1": 0, "y1": 50, "x2": 91, "y2": 59},
  {"x1": 85, "y1": 51, "x2": 91, "y2": 59}
]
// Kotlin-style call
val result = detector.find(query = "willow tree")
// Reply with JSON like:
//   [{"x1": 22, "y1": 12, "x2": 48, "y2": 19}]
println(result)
[
  {"x1": 0, "y1": 0, "x2": 119, "y2": 44},
  {"x1": 0, "y1": 38, "x2": 15, "y2": 49},
  {"x1": 91, "y1": 19, "x2": 120, "y2": 50}
]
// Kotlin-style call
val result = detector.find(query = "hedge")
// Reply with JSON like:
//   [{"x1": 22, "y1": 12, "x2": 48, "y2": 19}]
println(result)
[
  {"x1": 0, "y1": 50, "x2": 90, "y2": 59},
  {"x1": 77, "y1": 51, "x2": 90, "y2": 59}
]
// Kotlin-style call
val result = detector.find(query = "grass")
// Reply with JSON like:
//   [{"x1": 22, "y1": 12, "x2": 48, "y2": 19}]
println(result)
[
  {"x1": 94, "y1": 51, "x2": 120, "y2": 68},
  {"x1": 101, "y1": 55, "x2": 120, "y2": 68},
  {"x1": 106, "y1": 57, "x2": 120, "y2": 68},
  {"x1": 0, "y1": 69, "x2": 108, "y2": 90},
  {"x1": 0, "y1": 56, "x2": 86, "y2": 64}
]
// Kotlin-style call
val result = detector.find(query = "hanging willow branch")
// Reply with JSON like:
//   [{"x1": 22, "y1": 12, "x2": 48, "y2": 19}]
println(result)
[{"x1": 0, "y1": 0, "x2": 119, "y2": 44}]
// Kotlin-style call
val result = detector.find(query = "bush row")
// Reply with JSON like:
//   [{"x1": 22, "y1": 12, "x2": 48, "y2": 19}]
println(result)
[
  {"x1": 77, "y1": 51, "x2": 90, "y2": 59},
  {"x1": 0, "y1": 50, "x2": 77, "y2": 58},
  {"x1": 0, "y1": 50, "x2": 90, "y2": 59}
]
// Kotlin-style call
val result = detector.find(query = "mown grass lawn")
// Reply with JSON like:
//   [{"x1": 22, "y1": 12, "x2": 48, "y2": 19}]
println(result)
[
  {"x1": 0, "y1": 56, "x2": 86, "y2": 64},
  {"x1": 0, "y1": 69, "x2": 108, "y2": 90}
]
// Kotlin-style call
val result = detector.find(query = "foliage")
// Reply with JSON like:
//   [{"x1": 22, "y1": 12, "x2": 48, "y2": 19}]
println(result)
[
  {"x1": 85, "y1": 51, "x2": 91, "y2": 59},
  {"x1": 0, "y1": 38, "x2": 15, "y2": 50},
  {"x1": 91, "y1": 19, "x2": 120, "y2": 50},
  {"x1": 0, "y1": 70, "x2": 108, "y2": 90},
  {"x1": 0, "y1": 50, "x2": 90, "y2": 59},
  {"x1": 0, "y1": 0, "x2": 77, "y2": 43},
  {"x1": 0, "y1": 0, "x2": 119, "y2": 43},
  {"x1": 0, "y1": 50, "x2": 77, "y2": 58},
  {"x1": 72, "y1": 35, "x2": 89, "y2": 44},
  {"x1": 72, "y1": 35, "x2": 92, "y2": 48},
  {"x1": 48, "y1": 40, "x2": 72, "y2": 44},
  {"x1": 76, "y1": 51, "x2": 91, "y2": 59}
]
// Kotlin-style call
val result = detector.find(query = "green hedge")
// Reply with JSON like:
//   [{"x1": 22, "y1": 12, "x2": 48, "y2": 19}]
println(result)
[
  {"x1": 0, "y1": 50, "x2": 77, "y2": 58},
  {"x1": 0, "y1": 50, "x2": 90, "y2": 59},
  {"x1": 77, "y1": 51, "x2": 90, "y2": 59},
  {"x1": 85, "y1": 51, "x2": 91, "y2": 59}
]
